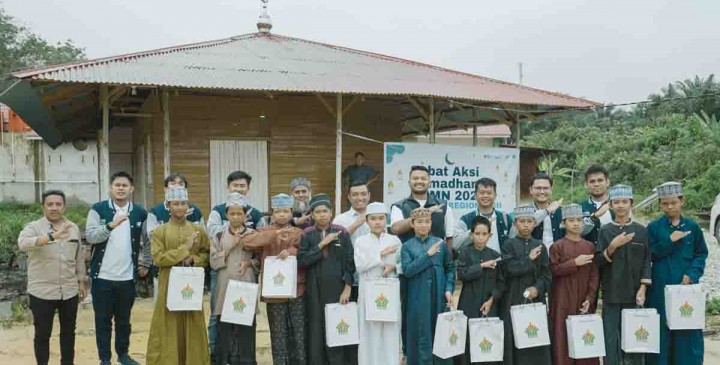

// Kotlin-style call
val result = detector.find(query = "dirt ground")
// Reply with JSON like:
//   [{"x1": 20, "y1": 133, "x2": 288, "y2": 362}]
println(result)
[{"x1": 1, "y1": 295, "x2": 719, "y2": 364}]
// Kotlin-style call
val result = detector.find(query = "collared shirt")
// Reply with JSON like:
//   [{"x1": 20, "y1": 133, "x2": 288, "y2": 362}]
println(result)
[
  {"x1": 332, "y1": 208, "x2": 371, "y2": 245},
  {"x1": 17, "y1": 217, "x2": 85, "y2": 300},
  {"x1": 542, "y1": 214, "x2": 554, "y2": 248},
  {"x1": 390, "y1": 201, "x2": 456, "y2": 238},
  {"x1": 98, "y1": 202, "x2": 134, "y2": 281}
]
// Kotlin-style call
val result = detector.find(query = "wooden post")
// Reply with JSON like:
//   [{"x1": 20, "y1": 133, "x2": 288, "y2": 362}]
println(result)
[
  {"x1": 428, "y1": 98, "x2": 435, "y2": 143},
  {"x1": 472, "y1": 125, "x2": 478, "y2": 146},
  {"x1": 162, "y1": 90, "x2": 171, "y2": 177},
  {"x1": 145, "y1": 133, "x2": 154, "y2": 205},
  {"x1": 335, "y1": 93, "x2": 343, "y2": 210},
  {"x1": 98, "y1": 85, "x2": 110, "y2": 200}
]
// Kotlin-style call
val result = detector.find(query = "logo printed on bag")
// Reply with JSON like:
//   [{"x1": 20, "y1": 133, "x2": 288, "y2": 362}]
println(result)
[
  {"x1": 634, "y1": 325, "x2": 649, "y2": 342},
  {"x1": 525, "y1": 322, "x2": 539, "y2": 338},
  {"x1": 582, "y1": 329, "x2": 595, "y2": 346},
  {"x1": 273, "y1": 271, "x2": 286, "y2": 287},
  {"x1": 181, "y1": 284, "x2": 194, "y2": 300},
  {"x1": 679, "y1": 301, "x2": 694, "y2": 318},
  {"x1": 449, "y1": 329, "x2": 459, "y2": 346},
  {"x1": 233, "y1": 297, "x2": 247, "y2": 313},
  {"x1": 336, "y1": 319, "x2": 350, "y2": 335},
  {"x1": 375, "y1": 293, "x2": 389, "y2": 310},
  {"x1": 479, "y1": 337, "x2": 493, "y2": 353}
]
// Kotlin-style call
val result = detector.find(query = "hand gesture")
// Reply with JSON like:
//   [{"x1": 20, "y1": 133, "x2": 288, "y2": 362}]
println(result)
[
  {"x1": 320, "y1": 232, "x2": 341, "y2": 249},
  {"x1": 548, "y1": 199, "x2": 563, "y2": 214},
  {"x1": 670, "y1": 231, "x2": 691, "y2": 243},
  {"x1": 427, "y1": 242, "x2": 441, "y2": 257},
  {"x1": 480, "y1": 297, "x2": 494, "y2": 315},
  {"x1": 574, "y1": 254, "x2": 594, "y2": 267},
  {"x1": 109, "y1": 214, "x2": 128, "y2": 229},
  {"x1": 185, "y1": 231, "x2": 199, "y2": 250},
  {"x1": 239, "y1": 260, "x2": 251, "y2": 276},
  {"x1": 579, "y1": 300, "x2": 590, "y2": 314},
  {"x1": 428, "y1": 204, "x2": 444, "y2": 213},
  {"x1": 380, "y1": 244, "x2": 400, "y2": 257},
  {"x1": 480, "y1": 260, "x2": 497, "y2": 269},
  {"x1": 445, "y1": 291, "x2": 454, "y2": 309},
  {"x1": 138, "y1": 266, "x2": 149, "y2": 278},
  {"x1": 609, "y1": 232, "x2": 635, "y2": 250},
  {"x1": 296, "y1": 213, "x2": 312, "y2": 225},
  {"x1": 595, "y1": 202, "x2": 611, "y2": 218},
  {"x1": 53, "y1": 222, "x2": 72, "y2": 241},
  {"x1": 182, "y1": 257, "x2": 194, "y2": 267},
  {"x1": 277, "y1": 249, "x2": 290, "y2": 260},
  {"x1": 529, "y1": 246, "x2": 543, "y2": 261}
]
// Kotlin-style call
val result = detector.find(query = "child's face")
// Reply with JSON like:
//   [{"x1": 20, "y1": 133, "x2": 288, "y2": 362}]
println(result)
[
  {"x1": 311, "y1": 205, "x2": 333, "y2": 226},
  {"x1": 272, "y1": 208, "x2": 292, "y2": 226},
  {"x1": 471, "y1": 224, "x2": 491, "y2": 247},
  {"x1": 227, "y1": 206, "x2": 247, "y2": 228},
  {"x1": 514, "y1": 217, "x2": 535, "y2": 237},
  {"x1": 169, "y1": 200, "x2": 188, "y2": 220},
  {"x1": 367, "y1": 214, "x2": 387, "y2": 235},
  {"x1": 659, "y1": 196, "x2": 683, "y2": 218},
  {"x1": 610, "y1": 198, "x2": 632, "y2": 217},
  {"x1": 564, "y1": 216, "x2": 583, "y2": 236},
  {"x1": 411, "y1": 217, "x2": 432, "y2": 236}
]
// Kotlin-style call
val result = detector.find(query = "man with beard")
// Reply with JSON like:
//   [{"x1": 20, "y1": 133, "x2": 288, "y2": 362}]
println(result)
[
  {"x1": 290, "y1": 177, "x2": 313, "y2": 229},
  {"x1": 390, "y1": 165, "x2": 455, "y2": 359},
  {"x1": 579, "y1": 164, "x2": 614, "y2": 245},
  {"x1": 333, "y1": 181, "x2": 371, "y2": 300}
]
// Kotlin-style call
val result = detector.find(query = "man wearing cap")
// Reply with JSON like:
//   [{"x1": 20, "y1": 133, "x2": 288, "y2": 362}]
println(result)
[
  {"x1": 243, "y1": 194, "x2": 307, "y2": 365},
  {"x1": 297, "y1": 194, "x2": 357, "y2": 365},
  {"x1": 333, "y1": 181, "x2": 371, "y2": 301},
  {"x1": 595, "y1": 185, "x2": 650, "y2": 365},
  {"x1": 549, "y1": 204, "x2": 600, "y2": 365},
  {"x1": 500, "y1": 205, "x2": 552, "y2": 365},
  {"x1": 290, "y1": 177, "x2": 313, "y2": 229},
  {"x1": 146, "y1": 187, "x2": 210, "y2": 365},
  {"x1": 400, "y1": 207, "x2": 455, "y2": 365},
  {"x1": 647, "y1": 182, "x2": 708, "y2": 365},
  {"x1": 354, "y1": 202, "x2": 402, "y2": 365},
  {"x1": 389, "y1": 165, "x2": 455, "y2": 356}
]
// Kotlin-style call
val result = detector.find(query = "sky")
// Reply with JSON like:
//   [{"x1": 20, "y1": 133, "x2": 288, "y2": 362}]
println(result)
[{"x1": 3, "y1": 0, "x2": 718, "y2": 104}]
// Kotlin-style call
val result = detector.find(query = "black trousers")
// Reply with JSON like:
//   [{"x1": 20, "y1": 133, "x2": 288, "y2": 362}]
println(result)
[
  {"x1": 91, "y1": 278, "x2": 136, "y2": 361},
  {"x1": 215, "y1": 315, "x2": 257, "y2": 365},
  {"x1": 29, "y1": 294, "x2": 79, "y2": 365}
]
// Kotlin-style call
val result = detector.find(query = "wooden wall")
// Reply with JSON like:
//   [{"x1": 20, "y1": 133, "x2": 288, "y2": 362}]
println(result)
[{"x1": 140, "y1": 93, "x2": 402, "y2": 216}]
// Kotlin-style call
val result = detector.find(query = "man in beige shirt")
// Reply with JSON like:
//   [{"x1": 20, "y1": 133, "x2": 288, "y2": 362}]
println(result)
[{"x1": 18, "y1": 189, "x2": 87, "y2": 365}]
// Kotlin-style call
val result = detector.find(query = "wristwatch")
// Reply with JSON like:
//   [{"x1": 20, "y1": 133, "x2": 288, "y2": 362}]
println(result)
[{"x1": 47, "y1": 231, "x2": 55, "y2": 242}]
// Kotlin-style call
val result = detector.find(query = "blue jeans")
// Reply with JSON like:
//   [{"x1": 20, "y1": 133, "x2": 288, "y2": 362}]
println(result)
[{"x1": 208, "y1": 269, "x2": 217, "y2": 354}]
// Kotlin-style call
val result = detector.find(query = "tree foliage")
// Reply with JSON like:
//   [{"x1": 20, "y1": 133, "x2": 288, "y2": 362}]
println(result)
[
  {"x1": 0, "y1": 6, "x2": 85, "y2": 78},
  {"x1": 523, "y1": 75, "x2": 720, "y2": 212}
]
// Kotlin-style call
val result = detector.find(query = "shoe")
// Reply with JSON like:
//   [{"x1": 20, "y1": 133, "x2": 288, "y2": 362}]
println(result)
[
  {"x1": 100, "y1": 360, "x2": 112, "y2": 365},
  {"x1": 117, "y1": 354, "x2": 140, "y2": 365}
]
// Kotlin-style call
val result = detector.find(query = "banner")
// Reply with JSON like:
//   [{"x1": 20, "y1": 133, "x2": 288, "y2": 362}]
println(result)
[{"x1": 383, "y1": 143, "x2": 519, "y2": 217}]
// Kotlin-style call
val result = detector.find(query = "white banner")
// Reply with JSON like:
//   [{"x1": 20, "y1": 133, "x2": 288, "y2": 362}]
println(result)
[{"x1": 383, "y1": 143, "x2": 519, "y2": 217}]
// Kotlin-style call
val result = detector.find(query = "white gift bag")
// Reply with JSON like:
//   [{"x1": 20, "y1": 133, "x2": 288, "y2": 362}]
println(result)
[
  {"x1": 432, "y1": 310, "x2": 468, "y2": 359},
  {"x1": 325, "y1": 302, "x2": 360, "y2": 347},
  {"x1": 510, "y1": 303, "x2": 550, "y2": 349},
  {"x1": 469, "y1": 317, "x2": 504, "y2": 363},
  {"x1": 665, "y1": 284, "x2": 706, "y2": 330},
  {"x1": 621, "y1": 308, "x2": 660, "y2": 353},
  {"x1": 566, "y1": 314, "x2": 606, "y2": 359},
  {"x1": 220, "y1": 280, "x2": 259, "y2": 326},
  {"x1": 261, "y1": 256, "x2": 298, "y2": 299},
  {"x1": 166, "y1": 267, "x2": 205, "y2": 311},
  {"x1": 364, "y1": 278, "x2": 400, "y2": 322}
]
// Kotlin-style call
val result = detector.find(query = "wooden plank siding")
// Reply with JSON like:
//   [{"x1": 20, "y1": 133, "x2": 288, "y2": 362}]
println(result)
[{"x1": 141, "y1": 93, "x2": 403, "y2": 216}]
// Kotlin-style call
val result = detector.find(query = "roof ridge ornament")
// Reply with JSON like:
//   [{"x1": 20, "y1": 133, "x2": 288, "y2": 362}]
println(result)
[{"x1": 257, "y1": 0, "x2": 273, "y2": 33}]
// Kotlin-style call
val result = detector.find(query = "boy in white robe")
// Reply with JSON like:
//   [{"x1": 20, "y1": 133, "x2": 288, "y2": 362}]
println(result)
[{"x1": 354, "y1": 202, "x2": 402, "y2": 365}]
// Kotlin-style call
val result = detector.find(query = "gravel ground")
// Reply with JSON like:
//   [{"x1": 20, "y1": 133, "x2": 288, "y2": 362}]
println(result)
[{"x1": 700, "y1": 229, "x2": 720, "y2": 299}]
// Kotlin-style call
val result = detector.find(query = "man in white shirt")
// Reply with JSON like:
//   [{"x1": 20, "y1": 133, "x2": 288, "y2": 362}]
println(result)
[
  {"x1": 332, "y1": 181, "x2": 371, "y2": 300},
  {"x1": 85, "y1": 172, "x2": 147, "y2": 365}
]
